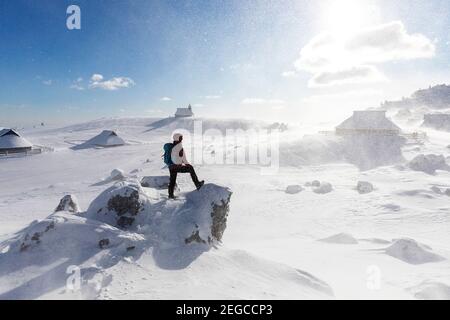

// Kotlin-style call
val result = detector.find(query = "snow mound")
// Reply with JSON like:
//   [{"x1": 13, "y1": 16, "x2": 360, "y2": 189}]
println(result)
[
  {"x1": 55, "y1": 194, "x2": 80, "y2": 213},
  {"x1": 384, "y1": 238, "x2": 445, "y2": 265},
  {"x1": 86, "y1": 180, "x2": 232, "y2": 245},
  {"x1": 319, "y1": 233, "x2": 358, "y2": 244},
  {"x1": 313, "y1": 182, "x2": 333, "y2": 194},
  {"x1": 408, "y1": 154, "x2": 450, "y2": 175},
  {"x1": 356, "y1": 181, "x2": 374, "y2": 194},
  {"x1": 110, "y1": 169, "x2": 125, "y2": 180},
  {"x1": 285, "y1": 185, "x2": 303, "y2": 194},
  {"x1": 411, "y1": 281, "x2": 450, "y2": 300}
]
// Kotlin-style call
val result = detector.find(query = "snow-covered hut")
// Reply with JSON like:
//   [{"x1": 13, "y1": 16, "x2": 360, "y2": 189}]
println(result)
[
  {"x1": 0, "y1": 129, "x2": 33, "y2": 154},
  {"x1": 336, "y1": 110, "x2": 400, "y2": 136},
  {"x1": 84, "y1": 130, "x2": 125, "y2": 148},
  {"x1": 175, "y1": 104, "x2": 194, "y2": 118}
]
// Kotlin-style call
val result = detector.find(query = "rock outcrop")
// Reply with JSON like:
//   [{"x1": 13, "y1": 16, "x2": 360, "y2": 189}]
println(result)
[
  {"x1": 55, "y1": 194, "x2": 80, "y2": 213},
  {"x1": 285, "y1": 185, "x2": 303, "y2": 194},
  {"x1": 356, "y1": 181, "x2": 374, "y2": 194},
  {"x1": 86, "y1": 180, "x2": 232, "y2": 245},
  {"x1": 313, "y1": 182, "x2": 333, "y2": 194},
  {"x1": 86, "y1": 181, "x2": 150, "y2": 229},
  {"x1": 408, "y1": 154, "x2": 450, "y2": 174}
]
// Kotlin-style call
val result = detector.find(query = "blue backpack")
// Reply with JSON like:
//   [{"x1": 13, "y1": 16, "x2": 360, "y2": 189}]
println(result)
[{"x1": 163, "y1": 143, "x2": 174, "y2": 165}]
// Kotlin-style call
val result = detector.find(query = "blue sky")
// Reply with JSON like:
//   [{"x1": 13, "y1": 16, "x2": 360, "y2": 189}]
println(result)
[{"x1": 1, "y1": 0, "x2": 449, "y2": 126}]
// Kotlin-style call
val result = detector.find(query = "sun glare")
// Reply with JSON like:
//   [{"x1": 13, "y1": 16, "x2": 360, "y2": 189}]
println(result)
[{"x1": 321, "y1": 0, "x2": 379, "y2": 37}]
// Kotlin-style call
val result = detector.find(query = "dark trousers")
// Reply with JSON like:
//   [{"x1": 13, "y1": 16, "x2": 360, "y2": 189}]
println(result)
[{"x1": 168, "y1": 164, "x2": 199, "y2": 197}]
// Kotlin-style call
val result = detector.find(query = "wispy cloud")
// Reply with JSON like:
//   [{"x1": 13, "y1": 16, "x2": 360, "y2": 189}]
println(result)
[
  {"x1": 89, "y1": 73, "x2": 135, "y2": 91},
  {"x1": 160, "y1": 97, "x2": 172, "y2": 101},
  {"x1": 295, "y1": 21, "x2": 435, "y2": 87},
  {"x1": 70, "y1": 77, "x2": 84, "y2": 90},
  {"x1": 42, "y1": 79, "x2": 52, "y2": 85}
]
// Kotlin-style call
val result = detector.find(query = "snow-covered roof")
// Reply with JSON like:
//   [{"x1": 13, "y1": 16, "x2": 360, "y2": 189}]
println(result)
[
  {"x1": 336, "y1": 111, "x2": 400, "y2": 132},
  {"x1": 0, "y1": 129, "x2": 33, "y2": 150},
  {"x1": 175, "y1": 107, "x2": 194, "y2": 117},
  {"x1": 86, "y1": 130, "x2": 125, "y2": 147}
]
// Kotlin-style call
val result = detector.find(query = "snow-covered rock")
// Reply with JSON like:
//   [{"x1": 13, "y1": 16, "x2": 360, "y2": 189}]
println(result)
[
  {"x1": 384, "y1": 238, "x2": 445, "y2": 265},
  {"x1": 285, "y1": 185, "x2": 303, "y2": 194},
  {"x1": 155, "y1": 184, "x2": 232, "y2": 245},
  {"x1": 408, "y1": 154, "x2": 450, "y2": 174},
  {"x1": 55, "y1": 194, "x2": 80, "y2": 213},
  {"x1": 356, "y1": 181, "x2": 374, "y2": 194},
  {"x1": 311, "y1": 180, "x2": 321, "y2": 187},
  {"x1": 141, "y1": 175, "x2": 177, "y2": 191},
  {"x1": 445, "y1": 188, "x2": 450, "y2": 197},
  {"x1": 319, "y1": 233, "x2": 358, "y2": 244},
  {"x1": 313, "y1": 182, "x2": 333, "y2": 194},
  {"x1": 86, "y1": 180, "x2": 150, "y2": 228},
  {"x1": 86, "y1": 180, "x2": 232, "y2": 245},
  {"x1": 7, "y1": 212, "x2": 144, "y2": 254}
]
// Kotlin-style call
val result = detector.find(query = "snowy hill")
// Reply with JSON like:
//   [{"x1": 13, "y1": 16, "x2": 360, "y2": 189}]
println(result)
[
  {"x1": 0, "y1": 116, "x2": 450, "y2": 299},
  {"x1": 0, "y1": 180, "x2": 332, "y2": 299}
]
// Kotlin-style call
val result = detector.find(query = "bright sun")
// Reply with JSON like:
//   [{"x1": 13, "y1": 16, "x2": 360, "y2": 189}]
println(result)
[{"x1": 321, "y1": 0, "x2": 379, "y2": 36}]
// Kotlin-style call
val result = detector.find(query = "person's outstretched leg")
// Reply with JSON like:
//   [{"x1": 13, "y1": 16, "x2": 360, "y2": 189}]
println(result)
[
  {"x1": 168, "y1": 165, "x2": 178, "y2": 199},
  {"x1": 177, "y1": 164, "x2": 204, "y2": 190}
]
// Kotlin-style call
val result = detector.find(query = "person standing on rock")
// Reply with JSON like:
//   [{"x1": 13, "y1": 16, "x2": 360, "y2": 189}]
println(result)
[{"x1": 164, "y1": 133, "x2": 204, "y2": 199}]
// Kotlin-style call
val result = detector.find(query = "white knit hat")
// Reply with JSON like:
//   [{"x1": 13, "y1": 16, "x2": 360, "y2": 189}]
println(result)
[{"x1": 173, "y1": 133, "x2": 183, "y2": 141}]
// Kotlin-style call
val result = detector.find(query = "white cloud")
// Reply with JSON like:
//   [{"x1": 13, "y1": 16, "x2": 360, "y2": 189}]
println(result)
[
  {"x1": 309, "y1": 65, "x2": 386, "y2": 87},
  {"x1": 295, "y1": 21, "x2": 435, "y2": 87},
  {"x1": 241, "y1": 98, "x2": 285, "y2": 105},
  {"x1": 193, "y1": 103, "x2": 204, "y2": 107},
  {"x1": 42, "y1": 79, "x2": 52, "y2": 85},
  {"x1": 70, "y1": 83, "x2": 84, "y2": 91},
  {"x1": 89, "y1": 74, "x2": 135, "y2": 91},
  {"x1": 160, "y1": 97, "x2": 172, "y2": 101},
  {"x1": 91, "y1": 74, "x2": 104, "y2": 82},
  {"x1": 204, "y1": 95, "x2": 221, "y2": 99}
]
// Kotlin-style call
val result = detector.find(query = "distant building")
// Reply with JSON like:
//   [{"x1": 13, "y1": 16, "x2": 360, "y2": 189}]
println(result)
[
  {"x1": 175, "y1": 104, "x2": 194, "y2": 118},
  {"x1": 336, "y1": 110, "x2": 401, "y2": 136},
  {"x1": 72, "y1": 130, "x2": 126, "y2": 150},
  {"x1": 0, "y1": 129, "x2": 33, "y2": 154}
]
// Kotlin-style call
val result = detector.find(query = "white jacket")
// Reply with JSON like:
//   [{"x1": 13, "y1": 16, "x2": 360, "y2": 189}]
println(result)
[{"x1": 171, "y1": 142, "x2": 189, "y2": 165}]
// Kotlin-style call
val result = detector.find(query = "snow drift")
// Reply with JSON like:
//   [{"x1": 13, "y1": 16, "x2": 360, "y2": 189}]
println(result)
[
  {"x1": 384, "y1": 238, "x2": 445, "y2": 265},
  {"x1": 0, "y1": 179, "x2": 335, "y2": 299}
]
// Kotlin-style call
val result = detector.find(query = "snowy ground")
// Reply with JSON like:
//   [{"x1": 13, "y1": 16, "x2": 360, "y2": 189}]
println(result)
[{"x1": 1, "y1": 117, "x2": 450, "y2": 300}]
